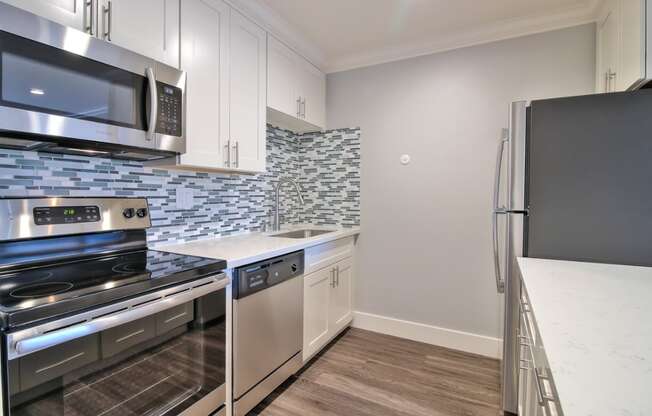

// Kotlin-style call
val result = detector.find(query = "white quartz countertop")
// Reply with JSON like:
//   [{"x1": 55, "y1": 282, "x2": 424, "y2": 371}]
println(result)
[
  {"x1": 158, "y1": 225, "x2": 360, "y2": 268},
  {"x1": 517, "y1": 257, "x2": 652, "y2": 416}
]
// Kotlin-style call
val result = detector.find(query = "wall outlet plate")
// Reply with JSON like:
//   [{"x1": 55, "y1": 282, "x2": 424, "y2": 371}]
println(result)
[{"x1": 176, "y1": 188, "x2": 194, "y2": 210}]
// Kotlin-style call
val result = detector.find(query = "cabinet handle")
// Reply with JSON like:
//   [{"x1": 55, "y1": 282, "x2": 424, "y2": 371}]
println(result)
[
  {"x1": 296, "y1": 97, "x2": 301, "y2": 118},
  {"x1": 102, "y1": 0, "x2": 112, "y2": 41},
  {"x1": 116, "y1": 328, "x2": 146, "y2": 343},
  {"x1": 36, "y1": 352, "x2": 85, "y2": 374},
  {"x1": 224, "y1": 140, "x2": 231, "y2": 167},
  {"x1": 330, "y1": 268, "x2": 336, "y2": 288},
  {"x1": 533, "y1": 368, "x2": 556, "y2": 405},
  {"x1": 232, "y1": 141, "x2": 239, "y2": 168},
  {"x1": 301, "y1": 98, "x2": 306, "y2": 119},
  {"x1": 84, "y1": 0, "x2": 95, "y2": 35},
  {"x1": 335, "y1": 265, "x2": 340, "y2": 287},
  {"x1": 608, "y1": 70, "x2": 617, "y2": 92}
]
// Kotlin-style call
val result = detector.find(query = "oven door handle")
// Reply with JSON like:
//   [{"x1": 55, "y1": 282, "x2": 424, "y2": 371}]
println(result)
[
  {"x1": 11, "y1": 274, "x2": 228, "y2": 359},
  {"x1": 146, "y1": 67, "x2": 158, "y2": 141}
]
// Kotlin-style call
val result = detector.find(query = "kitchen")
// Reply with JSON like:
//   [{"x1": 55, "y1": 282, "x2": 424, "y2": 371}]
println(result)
[{"x1": 0, "y1": 0, "x2": 650, "y2": 415}]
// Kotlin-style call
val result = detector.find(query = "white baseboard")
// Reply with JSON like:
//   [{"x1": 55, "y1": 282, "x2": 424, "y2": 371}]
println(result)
[{"x1": 352, "y1": 311, "x2": 503, "y2": 359}]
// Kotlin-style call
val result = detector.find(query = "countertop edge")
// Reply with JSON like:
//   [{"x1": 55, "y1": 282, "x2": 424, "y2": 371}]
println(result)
[{"x1": 158, "y1": 227, "x2": 361, "y2": 269}]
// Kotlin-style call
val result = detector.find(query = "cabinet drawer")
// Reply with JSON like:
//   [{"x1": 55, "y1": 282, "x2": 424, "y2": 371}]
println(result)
[
  {"x1": 156, "y1": 302, "x2": 194, "y2": 335},
  {"x1": 20, "y1": 334, "x2": 99, "y2": 391},
  {"x1": 101, "y1": 316, "x2": 156, "y2": 358},
  {"x1": 305, "y1": 237, "x2": 354, "y2": 274}
]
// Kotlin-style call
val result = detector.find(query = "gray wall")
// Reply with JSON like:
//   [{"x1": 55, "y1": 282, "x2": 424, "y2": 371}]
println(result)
[{"x1": 327, "y1": 24, "x2": 596, "y2": 338}]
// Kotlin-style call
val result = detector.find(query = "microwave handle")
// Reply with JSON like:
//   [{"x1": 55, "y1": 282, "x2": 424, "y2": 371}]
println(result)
[{"x1": 146, "y1": 67, "x2": 158, "y2": 141}]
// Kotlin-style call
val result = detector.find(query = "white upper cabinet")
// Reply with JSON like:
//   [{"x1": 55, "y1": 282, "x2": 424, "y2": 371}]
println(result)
[
  {"x1": 298, "y1": 57, "x2": 326, "y2": 129},
  {"x1": 267, "y1": 34, "x2": 326, "y2": 133},
  {"x1": 170, "y1": 0, "x2": 266, "y2": 173},
  {"x1": 596, "y1": 0, "x2": 648, "y2": 93},
  {"x1": 229, "y1": 9, "x2": 267, "y2": 173},
  {"x1": 268, "y1": 36, "x2": 300, "y2": 118},
  {"x1": 98, "y1": 0, "x2": 180, "y2": 68},
  {"x1": 178, "y1": 0, "x2": 230, "y2": 170},
  {"x1": 4, "y1": 0, "x2": 181, "y2": 68},
  {"x1": 618, "y1": 0, "x2": 646, "y2": 90},
  {"x1": 2, "y1": 0, "x2": 88, "y2": 31}
]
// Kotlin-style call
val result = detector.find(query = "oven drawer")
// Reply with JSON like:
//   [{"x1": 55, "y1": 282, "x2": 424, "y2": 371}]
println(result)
[
  {"x1": 101, "y1": 316, "x2": 156, "y2": 358},
  {"x1": 19, "y1": 334, "x2": 99, "y2": 391},
  {"x1": 156, "y1": 302, "x2": 194, "y2": 335}
]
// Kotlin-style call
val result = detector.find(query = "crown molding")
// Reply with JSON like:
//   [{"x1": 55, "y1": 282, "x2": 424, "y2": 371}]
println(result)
[
  {"x1": 225, "y1": 0, "x2": 603, "y2": 74},
  {"x1": 325, "y1": 1, "x2": 602, "y2": 73},
  {"x1": 225, "y1": 0, "x2": 327, "y2": 70}
]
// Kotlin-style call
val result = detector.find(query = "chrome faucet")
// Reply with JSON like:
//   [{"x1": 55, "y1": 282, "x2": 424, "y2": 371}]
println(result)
[{"x1": 273, "y1": 178, "x2": 305, "y2": 232}]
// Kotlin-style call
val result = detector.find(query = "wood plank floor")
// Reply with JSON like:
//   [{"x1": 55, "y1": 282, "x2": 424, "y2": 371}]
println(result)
[{"x1": 249, "y1": 328, "x2": 502, "y2": 416}]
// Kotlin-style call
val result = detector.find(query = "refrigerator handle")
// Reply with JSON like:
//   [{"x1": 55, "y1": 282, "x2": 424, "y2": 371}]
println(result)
[{"x1": 492, "y1": 130, "x2": 509, "y2": 294}]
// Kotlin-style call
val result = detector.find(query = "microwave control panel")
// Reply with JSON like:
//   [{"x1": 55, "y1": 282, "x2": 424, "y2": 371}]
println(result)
[
  {"x1": 156, "y1": 82, "x2": 182, "y2": 137},
  {"x1": 33, "y1": 206, "x2": 101, "y2": 225}
]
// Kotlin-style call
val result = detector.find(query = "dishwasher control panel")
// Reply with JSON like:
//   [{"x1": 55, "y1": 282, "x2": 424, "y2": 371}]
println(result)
[{"x1": 233, "y1": 251, "x2": 304, "y2": 299}]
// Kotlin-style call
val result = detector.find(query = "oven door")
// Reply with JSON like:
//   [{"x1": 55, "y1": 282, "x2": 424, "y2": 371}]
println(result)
[
  {"x1": 0, "y1": 2, "x2": 185, "y2": 158},
  {"x1": 3, "y1": 275, "x2": 227, "y2": 416}
]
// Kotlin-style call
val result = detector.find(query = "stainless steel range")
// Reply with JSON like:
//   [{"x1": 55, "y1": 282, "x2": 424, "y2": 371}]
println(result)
[{"x1": 0, "y1": 197, "x2": 228, "y2": 416}]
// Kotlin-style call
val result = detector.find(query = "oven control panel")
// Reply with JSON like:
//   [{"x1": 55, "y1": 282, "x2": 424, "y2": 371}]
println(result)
[
  {"x1": 155, "y1": 82, "x2": 182, "y2": 137},
  {"x1": 33, "y1": 206, "x2": 101, "y2": 225}
]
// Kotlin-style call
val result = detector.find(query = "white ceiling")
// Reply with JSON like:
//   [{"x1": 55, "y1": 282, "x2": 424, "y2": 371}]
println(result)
[{"x1": 248, "y1": 0, "x2": 601, "y2": 72}]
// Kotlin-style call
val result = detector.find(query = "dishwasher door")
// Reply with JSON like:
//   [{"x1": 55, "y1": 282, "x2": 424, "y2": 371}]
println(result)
[{"x1": 233, "y1": 275, "x2": 303, "y2": 398}]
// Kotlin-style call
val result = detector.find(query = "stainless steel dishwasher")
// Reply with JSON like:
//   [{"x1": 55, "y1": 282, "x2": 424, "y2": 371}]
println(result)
[{"x1": 232, "y1": 251, "x2": 304, "y2": 416}]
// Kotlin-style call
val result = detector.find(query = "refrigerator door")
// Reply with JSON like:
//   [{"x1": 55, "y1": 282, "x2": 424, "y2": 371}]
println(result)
[
  {"x1": 527, "y1": 91, "x2": 652, "y2": 266},
  {"x1": 500, "y1": 100, "x2": 528, "y2": 415}
]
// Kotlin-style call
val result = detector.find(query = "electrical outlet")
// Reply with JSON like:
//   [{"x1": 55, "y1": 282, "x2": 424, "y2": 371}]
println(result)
[{"x1": 176, "y1": 188, "x2": 194, "y2": 210}]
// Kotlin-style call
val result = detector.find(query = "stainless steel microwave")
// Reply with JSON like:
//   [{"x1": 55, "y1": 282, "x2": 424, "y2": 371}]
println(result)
[{"x1": 0, "y1": 2, "x2": 186, "y2": 161}]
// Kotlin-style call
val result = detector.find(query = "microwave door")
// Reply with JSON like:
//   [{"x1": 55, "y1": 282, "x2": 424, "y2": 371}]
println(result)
[{"x1": 0, "y1": 28, "x2": 154, "y2": 150}]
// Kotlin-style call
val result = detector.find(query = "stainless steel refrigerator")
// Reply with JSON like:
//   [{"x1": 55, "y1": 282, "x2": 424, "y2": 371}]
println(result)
[{"x1": 493, "y1": 90, "x2": 652, "y2": 415}]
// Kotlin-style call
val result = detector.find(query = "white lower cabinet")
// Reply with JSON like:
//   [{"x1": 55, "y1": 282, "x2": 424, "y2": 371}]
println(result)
[
  {"x1": 303, "y1": 266, "x2": 333, "y2": 359},
  {"x1": 303, "y1": 238, "x2": 355, "y2": 362},
  {"x1": 329, "y1": 257, "x2": 353, "y2": 334},
  {"x1": 519, "y1": 287, "x2": 564, "y2": 416}
]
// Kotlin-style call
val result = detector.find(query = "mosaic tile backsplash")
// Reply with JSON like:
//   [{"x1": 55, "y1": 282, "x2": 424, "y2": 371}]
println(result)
[{"x1": 0, "y1": 125, "x2": 361, "y2": 246}]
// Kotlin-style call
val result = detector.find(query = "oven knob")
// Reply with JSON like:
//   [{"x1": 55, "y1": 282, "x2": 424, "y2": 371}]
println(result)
[
  {"x1": 136, "y1": 208, "x2": 148, "y2": 218},
  {"x1": 122, "y1": 208, "x2": 135, "y2": 219},
  {"x1": 291, "y1": 263, "x2": 298, "y2": 273}
]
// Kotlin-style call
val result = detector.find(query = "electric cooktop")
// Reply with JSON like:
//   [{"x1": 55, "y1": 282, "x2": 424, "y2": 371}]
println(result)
[{"x1": 0, "y1": 249, "x2": 227, "y2": 329}]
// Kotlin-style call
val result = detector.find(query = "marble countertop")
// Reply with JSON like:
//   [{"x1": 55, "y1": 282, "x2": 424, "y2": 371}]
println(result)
[
  {"x1": 159, "y1": 225, "x2": 360, "y2": 268},
  {"x1": 517, "y1": 257, "x2": 652, "y2": 416}
]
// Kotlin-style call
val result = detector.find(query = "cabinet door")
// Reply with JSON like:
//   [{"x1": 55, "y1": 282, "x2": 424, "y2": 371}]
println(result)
[
  {"x1": 597, "y1": 3, "x2": 620, "y2": 92},
  {"x1": 303, "y1": 267, "x2": 333, "y2": 361},
  {"x1": 268, "y1": 35, "x2": 299, "y2": 118},
  {"x1": 619, "y1": 0, "x2": 646, "y2": 90},
  {"x1": 298, "y1": 58, "x2": 326, "y2": 129},
  {"x1": 99, "y1": 0, "x2": 180, "y2": 67},
  {"x1": 229, "y1": 9, "x2": 267, "y2": 172},
  {"x1": 329, "y1": 257, "x2": 353, "y2": 334},
  {"x1": 179, "y1": 0, "x2": 229, "y2": 169},
  {"x1": 3, "y1": 0, "x2": 87, "y2": 32}
]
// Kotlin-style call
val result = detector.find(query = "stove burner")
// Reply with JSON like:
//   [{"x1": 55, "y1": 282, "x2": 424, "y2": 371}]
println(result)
[
  {"x1": 10, "y1": 282, "x2": 74, "y2": 299},
  {"x1": 112, "y1": 262, "x2": 147, "y2": 275}
]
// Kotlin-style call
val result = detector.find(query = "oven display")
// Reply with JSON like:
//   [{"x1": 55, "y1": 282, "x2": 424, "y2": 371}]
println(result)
[{"x1": 33, "y1": 206, "x2": 101, "y2": 225}]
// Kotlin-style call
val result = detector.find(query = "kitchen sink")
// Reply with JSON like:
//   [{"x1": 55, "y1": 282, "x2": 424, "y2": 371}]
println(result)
[{"x1": 270, "y1": 229, "x2": 334, "y2": 239}]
